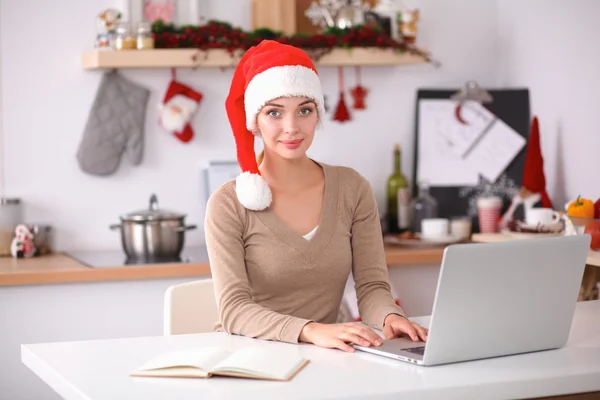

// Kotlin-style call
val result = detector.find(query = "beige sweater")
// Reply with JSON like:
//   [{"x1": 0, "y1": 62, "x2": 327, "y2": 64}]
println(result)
[{"x1": 204, "y1": 162, "x2": 405, "y2": 344}]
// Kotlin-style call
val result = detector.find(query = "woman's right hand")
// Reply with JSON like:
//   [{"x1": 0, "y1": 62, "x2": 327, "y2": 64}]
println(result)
[{"x1": 299, "y1": 322, "x2": 383, "y2": 352}]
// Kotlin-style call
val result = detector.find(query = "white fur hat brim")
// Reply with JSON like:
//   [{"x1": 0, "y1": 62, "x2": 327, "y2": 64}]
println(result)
[{"x1": 244, "y1": 65, "x2": 325, "y2": 132}]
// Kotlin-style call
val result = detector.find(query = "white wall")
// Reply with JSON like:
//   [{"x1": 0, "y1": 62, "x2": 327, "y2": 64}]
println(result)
[
  {"x1": 496, "y1": 0, "x2": 600, "y2": 209},
  {"x1": 0, "y1": 0, "x2": 499, "y2": 252}
]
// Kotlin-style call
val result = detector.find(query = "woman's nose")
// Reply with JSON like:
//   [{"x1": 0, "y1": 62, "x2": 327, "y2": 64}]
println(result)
[{"x1": 283, "y1": 115, "x2": 300, "y2": 134}]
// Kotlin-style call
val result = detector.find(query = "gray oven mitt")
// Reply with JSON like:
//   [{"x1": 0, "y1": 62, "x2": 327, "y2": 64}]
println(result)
[{"x1": 76, "y1": 70, "x2": 150, "y2": 176}]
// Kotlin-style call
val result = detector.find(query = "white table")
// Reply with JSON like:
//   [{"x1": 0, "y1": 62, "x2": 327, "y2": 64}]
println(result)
[{"x1": 22, "y1": 301, "x2": 600, "y2": 400}]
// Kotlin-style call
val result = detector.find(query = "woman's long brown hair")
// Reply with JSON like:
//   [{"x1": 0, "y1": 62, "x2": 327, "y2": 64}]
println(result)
[{"x1": 256, "y1": 149, "x2": 265, "y2": 166}]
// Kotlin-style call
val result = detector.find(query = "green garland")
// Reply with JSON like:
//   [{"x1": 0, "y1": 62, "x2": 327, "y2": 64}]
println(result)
[{"x1": 151, "y1": 19, "x2": 432, "y2": 62}]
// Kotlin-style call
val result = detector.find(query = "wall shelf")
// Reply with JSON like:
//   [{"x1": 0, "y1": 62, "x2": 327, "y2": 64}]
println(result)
[{"x1": 81, "y1": 47, "x2": 428, "y2": 70}]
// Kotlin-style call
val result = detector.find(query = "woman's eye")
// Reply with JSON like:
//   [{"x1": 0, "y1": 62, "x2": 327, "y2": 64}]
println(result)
[
  {"x1": 267, "y1": 110, "x2": 281, "y2": 117},
  {"x1": 299, "y1": 108, "x2": 313, "y2": 115}
]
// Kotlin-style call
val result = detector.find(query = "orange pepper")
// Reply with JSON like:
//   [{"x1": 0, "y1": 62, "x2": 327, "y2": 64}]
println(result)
[{"x1": 567, "y1": 195, "x2": 595, "y2": 218}]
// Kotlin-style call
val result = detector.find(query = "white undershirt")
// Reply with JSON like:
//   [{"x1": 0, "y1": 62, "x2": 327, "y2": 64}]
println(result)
[{"x1": 303, "y1": 226, "x2": 318, "y2": 241}]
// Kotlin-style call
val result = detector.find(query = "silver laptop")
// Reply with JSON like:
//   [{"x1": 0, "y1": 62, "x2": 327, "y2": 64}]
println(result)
[{"x1": 354, "y1": 235, "x2": 590, "y2": 366}]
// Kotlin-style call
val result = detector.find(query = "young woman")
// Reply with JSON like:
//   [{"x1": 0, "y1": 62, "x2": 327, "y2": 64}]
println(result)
[{"x1": 204, "y1": 40, "x2": 427, "y2": 353}]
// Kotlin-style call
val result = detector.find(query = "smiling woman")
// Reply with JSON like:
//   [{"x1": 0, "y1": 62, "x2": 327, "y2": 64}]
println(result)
[{"x1": 204, "y1": 40, "x2": 428, "y2": 353}]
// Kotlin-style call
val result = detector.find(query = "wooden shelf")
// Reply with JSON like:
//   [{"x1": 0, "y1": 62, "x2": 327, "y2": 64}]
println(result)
[{"x1": 81, "y1": 47, "x2": 428, "y2": 70}]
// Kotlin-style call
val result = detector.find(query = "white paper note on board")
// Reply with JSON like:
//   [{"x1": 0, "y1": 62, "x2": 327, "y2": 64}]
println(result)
[
  {"x1": 417, "y1": 100, "x2": 483, "y2": 186},
  {"x1": 463, "y1": 118, "x2": 526, "y2": 182}
]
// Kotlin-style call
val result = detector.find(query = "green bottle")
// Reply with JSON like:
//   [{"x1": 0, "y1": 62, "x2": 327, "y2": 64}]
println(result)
[{"x1": 386, "y1": 144, "x2": 410, "y2": 233}]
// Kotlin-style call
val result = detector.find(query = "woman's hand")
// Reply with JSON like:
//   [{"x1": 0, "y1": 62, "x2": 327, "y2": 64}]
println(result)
[
  {"x1": 383, "y1": 314, "x2": 428, "y2": 342},
  {"x1": 299, "y1": 322, "x2": 383, "y2": 352}
]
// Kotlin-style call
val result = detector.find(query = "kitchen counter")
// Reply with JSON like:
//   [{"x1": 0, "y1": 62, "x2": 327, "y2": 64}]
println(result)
[
  {"x1": 0, "y1": 245, "x2": 445, "y2": 287},
  {"x1": 472, "y1": 233, "x2": 600, "y2": 267}
]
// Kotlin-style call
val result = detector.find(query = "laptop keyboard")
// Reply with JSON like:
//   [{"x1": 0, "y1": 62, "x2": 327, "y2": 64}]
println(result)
[{"x1": 404, "y1": 346, "x2": 426, "y2": 355}]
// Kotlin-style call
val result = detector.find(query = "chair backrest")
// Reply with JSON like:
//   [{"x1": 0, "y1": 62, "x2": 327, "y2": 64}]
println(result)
[{"x1": 163, "y1": 278, "x2": 219, "y2": 335}]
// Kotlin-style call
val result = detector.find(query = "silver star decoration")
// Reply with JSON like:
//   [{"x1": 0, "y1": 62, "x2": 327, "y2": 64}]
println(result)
[
  {"x1": 305, "y1": 0, "x2": 371, "y2": 30},
  {"x1": 459, "y1": 174, "x2": 519, "y2": 217}
]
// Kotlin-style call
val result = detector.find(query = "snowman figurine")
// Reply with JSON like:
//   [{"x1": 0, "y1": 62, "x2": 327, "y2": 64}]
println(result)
[
  {"x1": 10, "y1": 224, "x2": 37, "y2": 258},
  {"x1": 95, "y1": 8, "x2": 122, "y2": 50}
]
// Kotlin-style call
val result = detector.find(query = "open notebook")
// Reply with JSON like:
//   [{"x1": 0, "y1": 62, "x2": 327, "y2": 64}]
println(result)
[{"x1": 131, "y1": 346, "x2": 309, "y2": 381}]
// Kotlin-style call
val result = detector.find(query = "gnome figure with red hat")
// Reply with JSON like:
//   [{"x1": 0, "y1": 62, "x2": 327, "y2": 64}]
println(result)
[
  {"x1": 204, "y1": 39, "x2": 428, "y2": 350},
  {"x1": 500, "y1": 116, "x2": 553, "y2": 227}
]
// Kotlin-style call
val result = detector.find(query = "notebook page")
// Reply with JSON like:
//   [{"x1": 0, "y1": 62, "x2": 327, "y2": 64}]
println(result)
[
  {"x1": 135, "y1": 347, "x2": 231, "y2": 372},
  {"x1": 212, "y1": 346, "x2": 305, "y2": 380}
]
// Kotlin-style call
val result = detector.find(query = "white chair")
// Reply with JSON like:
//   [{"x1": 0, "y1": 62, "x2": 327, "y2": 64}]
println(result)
[{"x1": 163, "y1": 278, "x2": 219, "y2": 335}]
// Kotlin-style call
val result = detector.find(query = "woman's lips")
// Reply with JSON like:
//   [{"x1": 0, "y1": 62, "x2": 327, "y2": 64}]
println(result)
[{"x1": 280, "y1": 139, "x2": 303, "y2": 149}]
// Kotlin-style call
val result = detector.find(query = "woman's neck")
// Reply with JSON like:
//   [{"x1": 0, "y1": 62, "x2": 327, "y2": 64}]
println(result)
[{"x1": 259, "y1": 152, "x2": 320, "y2": 191}]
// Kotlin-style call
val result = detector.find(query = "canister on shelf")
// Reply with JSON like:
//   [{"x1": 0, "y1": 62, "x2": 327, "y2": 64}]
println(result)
[
  {"x1": 115, "y1": 22, "x2": 136, "y2": 50},
  {"x1": 0, "y1": 198, "x2": 22, "y2": 256},
  {"x1": 136, "y1": 22, "x2": 155, "y2": 50}
]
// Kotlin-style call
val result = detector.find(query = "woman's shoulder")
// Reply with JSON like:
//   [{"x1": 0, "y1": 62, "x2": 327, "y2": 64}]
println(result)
[
  {"x1": 322, "y1": 163, "x2": 371, "y2": 189},
  {"x1": 208, "y1": 179, "x2": 237, "y2": 200},
  {"x1": 206, "y1": 180, "x2": 244, "y2": 217}
]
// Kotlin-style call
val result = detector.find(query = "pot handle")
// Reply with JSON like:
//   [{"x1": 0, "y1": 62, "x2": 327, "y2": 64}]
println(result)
[
  {"x1": 173, "y1": 225, "x2": 197, "y2": 232},
  {"x1": 109, "y1": 224, "x2": 121, "y2": 231}
]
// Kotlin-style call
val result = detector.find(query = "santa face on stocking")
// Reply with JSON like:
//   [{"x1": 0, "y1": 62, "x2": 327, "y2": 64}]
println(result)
[
  {"x1": 158, "y1": 79, "x2": 203, "y2": 143},
  {"x1": 160, "y1": 94, "x2": 199, "y2": 133}
]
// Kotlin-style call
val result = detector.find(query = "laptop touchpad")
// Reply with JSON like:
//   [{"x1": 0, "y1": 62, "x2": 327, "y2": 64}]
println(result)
[{"x1": 381, "y1": 337, "x2": 426, "y2": 351}]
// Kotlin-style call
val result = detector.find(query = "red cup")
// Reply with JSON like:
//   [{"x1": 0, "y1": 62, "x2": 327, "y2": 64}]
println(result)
[{"x1": 477, "y1": 197, "x2": 502, "y2": 233}]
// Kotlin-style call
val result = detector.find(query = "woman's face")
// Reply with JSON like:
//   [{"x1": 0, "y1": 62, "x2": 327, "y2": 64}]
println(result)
[{"x1": 256, "y1": 96, "x2": 318, "y2": 161}]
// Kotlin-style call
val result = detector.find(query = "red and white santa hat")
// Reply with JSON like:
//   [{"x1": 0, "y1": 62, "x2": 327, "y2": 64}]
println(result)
[{"x1": 225, "y1": 40, "x2": 325, "y2": 211}]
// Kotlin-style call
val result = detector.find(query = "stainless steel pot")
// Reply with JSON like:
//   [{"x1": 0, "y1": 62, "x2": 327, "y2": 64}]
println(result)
[{"x1": 110, "y1": 194, "x2": 196, "y2": 261}]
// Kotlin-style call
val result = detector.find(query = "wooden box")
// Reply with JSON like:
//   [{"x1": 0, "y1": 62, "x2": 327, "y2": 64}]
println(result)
[{"x1": 251, "y1": 0, "x2": 379, "y2": 36}]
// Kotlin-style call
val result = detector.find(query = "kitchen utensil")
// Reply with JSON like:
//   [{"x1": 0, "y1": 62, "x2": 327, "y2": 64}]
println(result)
[
  {"x1": 0, "y1": 197, "x2": 22, "y2": 256},
  {"x1": 525, "y1": 208, "x2": 560, "y2": 226},
  {"x1": 110, "y1": 194, "x2": 196, "y2": 261},
  {"x1": 477, "y1": 196, "x2": 502, "y2": 233},
  {"x1": 30, "y1": 224, "x2": 53, "y2": 255},
  {"x1": 421, "y1": 218, "x2": 449, "y2": 239},
  {"x1": 450, "y1": 217, "x2": 472, "y2": 240}
]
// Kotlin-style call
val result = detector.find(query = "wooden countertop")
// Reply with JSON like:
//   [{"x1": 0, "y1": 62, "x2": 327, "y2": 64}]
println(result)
[
  {"x1": 0, "y1": 245, "x2": 445, "y2": 287},
  {"x1": 472, "y1": 233, "x2": 600, "y2": 267}
]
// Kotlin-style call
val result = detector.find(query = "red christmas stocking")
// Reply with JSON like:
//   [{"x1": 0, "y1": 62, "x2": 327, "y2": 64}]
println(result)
[
  {"x1": 333, "y1": 67, "x2": 351, "y2": 122},
  {"x1": 349, "y1": 66, "x2": 368, "y2": 110},
  {"x1": 158, "y1": 70, "x2": 203, "y2": 143}
]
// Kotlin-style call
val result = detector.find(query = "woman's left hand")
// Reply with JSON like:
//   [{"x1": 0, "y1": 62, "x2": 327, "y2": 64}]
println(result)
[{"x1": 382, "y1": 314, "x2": 428, "y2": 342}]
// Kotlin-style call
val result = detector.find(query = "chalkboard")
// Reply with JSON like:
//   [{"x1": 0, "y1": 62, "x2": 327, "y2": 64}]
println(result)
[{"x1": 411, "y1": 88, "x2": 531, "y2": 232}]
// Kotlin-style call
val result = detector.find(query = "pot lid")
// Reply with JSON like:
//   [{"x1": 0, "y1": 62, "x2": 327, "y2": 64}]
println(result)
[{"x1": 121, "y1": 194, "x2": 185, "y2": 221}]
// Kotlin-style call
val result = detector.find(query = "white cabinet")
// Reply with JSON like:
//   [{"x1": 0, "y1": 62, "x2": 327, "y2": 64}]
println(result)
[{"x1": 0, "y1": 277, "x2": 197, "y2": 400}]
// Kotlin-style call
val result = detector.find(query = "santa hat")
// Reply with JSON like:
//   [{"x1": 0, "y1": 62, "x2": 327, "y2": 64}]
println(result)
[
  {"x1": 225, "y1": 40, "x2": 326, "y2": 210},
  {"x1": 522, "y1": 116, "x2": 553, "y2": 208}
]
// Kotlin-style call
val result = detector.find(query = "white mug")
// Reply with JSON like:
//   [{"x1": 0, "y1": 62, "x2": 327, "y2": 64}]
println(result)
[
  {"x1": 450, "y1": 217, "x2": 472, "y2": 240},
  {"x1": 421, "y1": 218, "x2": 449, "y2": 239},
  {"x1": 525, "y1": 208, "x2": 560, "y2": 226}
]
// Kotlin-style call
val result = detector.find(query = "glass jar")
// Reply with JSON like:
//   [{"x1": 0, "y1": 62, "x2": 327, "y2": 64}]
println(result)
[
  {"x1": 136, "y1": 22, "x2": 155, "y2": 50},
  {"x1": 0, "y1": 198, "x2": 22, "y2": 256},
  {"x1": 115, "y1": 22, "x2": 136, "y2": 50},
  {"x1": 410, "y1": 182, "x2": 438, "y2": 234}
]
